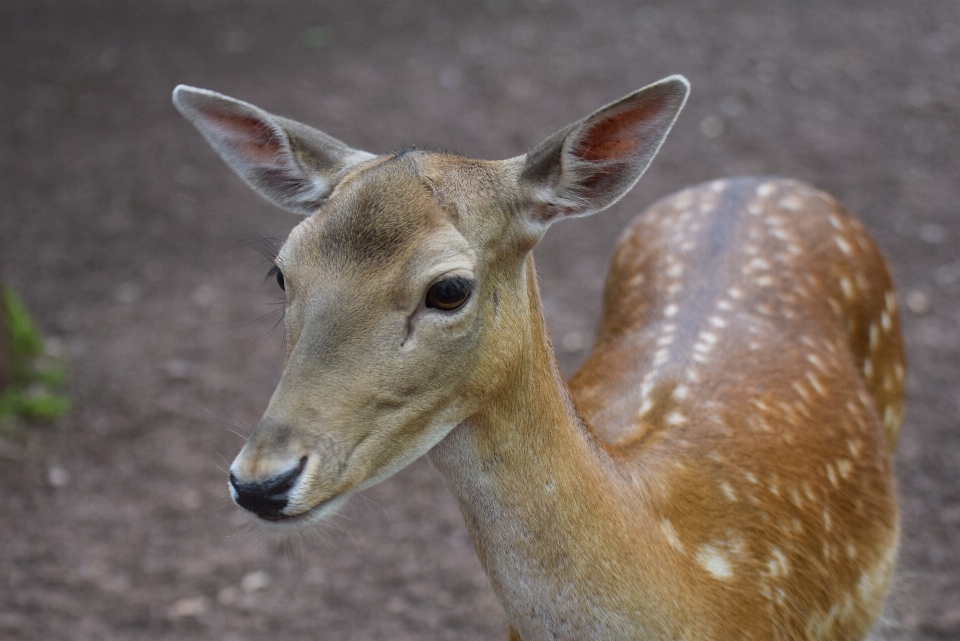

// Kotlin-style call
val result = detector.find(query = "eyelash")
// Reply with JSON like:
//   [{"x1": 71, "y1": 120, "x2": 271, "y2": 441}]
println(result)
[{"x1": 266, "y1": 264, "x2": 285, "y2": 291}]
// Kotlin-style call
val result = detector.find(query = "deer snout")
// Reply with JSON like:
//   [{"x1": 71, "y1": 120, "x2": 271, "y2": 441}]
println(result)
[{"x1": 229, "y1": 456, "x2": 307, "y2": 521}]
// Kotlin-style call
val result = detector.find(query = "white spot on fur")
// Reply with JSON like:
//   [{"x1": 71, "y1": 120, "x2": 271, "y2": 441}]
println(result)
[
  {"x1": 788, "y1": 486, "x2": 802, "y2": 507},
  {"x1": 780, "y1": 195, "x2": 803, "y2": 211},
  {"x1": 698, "y1": 331, "x2": 718, "y2": 346},
  {"x1": 637, "y1": 397, "x2": 654, "y2": 418},
  {"x1": 825, "y1": 463, "x2": 840, "y2": 487},
  {"x1": 869, "y1": 324, "x2": 880, "y2": 350},
  {"x1": 836, "y1": 459, "x2": 853, "y2": 479},
  {"x1": 857, "y1": 540, "x2": 897, "y2": 604},
  {"x1": 728, "y1": 287, "x2": 743, "y2": 300},
  {"x1": 673, "y1": 192, "x2": 693, "y2": 209},
  {"x1": 835, "y1": 236, "x2": 853, "y2": 255},
  {"x1": 806, "y1": 372, "x2": 826, "y2": 396},
  {"x1": 756, "y1": 183, "x2": 777, "y2": 197},
  {"x1": 806, "y1": 353, "x2": 826, "y2": 372},
  {"x1": 720, "y1": 481, "x2": 737, "y2": 502},
  {"x1": 664, "y1": 304, "x2": 679, "y2": 318},
  {"x1": 766, "y1": 548, "x2": 790, "y2": 577},
  {"x1": 840, "y1": 276, "x2": 855, "y2": 299},
  {"x1": 696, "y1": 545, "x2": 733, "y2": 580},
  {"x1": 709, "y1": 315, "x2": 727, "y2": 328},
  {"x1": 660, "y1": 519, "x2": 685, "y2": 553},
  {"x1": 665, "y1": 411, "x2": 686, "y2": 426},
  {"x1": 674, "y1": 384, "x2": 688, "y2": 400},
  {"x1": 880, "y1": 311, "x2": 891, "y2": 331},
  {"x1": 711, "y1": 180, "x2": 728, "y2": 193},
  {"x1": 743, "y1": 471, "x2": 758, "y2": 484},
  {"x1": 883, "y1": 405, "x2": 897, "y2": 431}
]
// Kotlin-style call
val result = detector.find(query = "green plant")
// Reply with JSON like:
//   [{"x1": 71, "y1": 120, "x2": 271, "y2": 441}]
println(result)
[{"x1": 0, "y1": 289, "x2": 70, "y2": 422}]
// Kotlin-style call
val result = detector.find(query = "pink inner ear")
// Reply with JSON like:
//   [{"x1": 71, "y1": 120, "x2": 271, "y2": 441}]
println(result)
[
  {"x1": 573, "y1": 98, "x2": 667, "y2": 162},
  {"x1": 198, "y1": 107, "x2": 285, "y2": 164}
]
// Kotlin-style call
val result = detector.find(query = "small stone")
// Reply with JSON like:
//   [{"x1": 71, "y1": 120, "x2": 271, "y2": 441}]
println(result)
[
  {"x1": 561, "y1": 330, "x2": 590, "y2": 354},
  {"x1": 439, "y1": 65, "x2": 463, "y2": 90},
  {"x1": 115, "y1": 283, "x2": 141, "y2": 304},
  {"x1": 906, "y1": 86, "x2": 932, "y2": 108},
  {"x1": 218, "y1": 585, "x2": 240, "y2": 605},
  {"x1": 934, "y1": 261, "x2": 960, "y2": 286},
  {"x1": 47, "y1": 465, "x2": 69, "y2": 488},
  {"x1": 164, "y1": 359, "x2": 190, "y2": 380},
  {"x1": 387, "y1": 595, "x2": 406, "y2": 613},
  {"x1": 241, "y1": 570, "x2": 270, "y2": 593},
  {"x1": 303, "y1": 566, "x2": 326, "y2": 584},
  {"x1": 906, "y1": 290, "x2": 931, "y2": 315},
  {"x1": 718, "y1": 95, "x2": 744, "y2": 118},
  {"x1": 168, "y1": 596, "x2": 208, "y2": 619},
  {"x1": 699, "y1": 115, "x2": 724, "y2": 139},
  {"x1": 182, "y1": 489, "x2": 201, "y2": 510},
  {"x1": 918, "y1": 223, "x2": 946, "y2": 244},
  {"x1": 43, "y1": 337, "x2": 67, "y2": 359},
  {"x1": 191, "y1": 284, "x2": 217, "y2": 306},
  {"x1": 223, "y1": 30, "x2": 251, "y2": 54}
]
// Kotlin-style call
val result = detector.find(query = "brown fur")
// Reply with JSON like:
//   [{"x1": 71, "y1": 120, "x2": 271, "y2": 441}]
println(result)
[{"x1": 174, "y1": 79, "x2": 903, "y2": 640}]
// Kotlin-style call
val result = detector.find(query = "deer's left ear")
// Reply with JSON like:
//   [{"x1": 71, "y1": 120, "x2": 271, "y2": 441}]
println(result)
[
  {"x1": 173, "y1": 85, "x2": 376, "y2": 216},
  {"x1": 519, "y1": 75, "x2": 689, "y2": 225}
]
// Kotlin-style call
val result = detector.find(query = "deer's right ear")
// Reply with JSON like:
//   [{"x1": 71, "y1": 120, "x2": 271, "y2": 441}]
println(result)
[
  {"x1": 518, "y1": 75, "x2": 689, "y2": 228},
  {"x1": 172, "y1": 86, "x2": 376, "y2": 215}
]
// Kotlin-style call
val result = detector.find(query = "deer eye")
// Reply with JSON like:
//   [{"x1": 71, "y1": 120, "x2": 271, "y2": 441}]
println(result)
[
  {"x1": 267, "y1": 264, "x2": 285, "y2": 291},
  {"x1": 425, "y1": 277, "x2": 472, "y2": 311}
]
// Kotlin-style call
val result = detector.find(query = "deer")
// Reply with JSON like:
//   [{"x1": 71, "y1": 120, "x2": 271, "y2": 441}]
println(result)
[{"x1": 173, "y1": 75, "x2": 905, "y2": 640}]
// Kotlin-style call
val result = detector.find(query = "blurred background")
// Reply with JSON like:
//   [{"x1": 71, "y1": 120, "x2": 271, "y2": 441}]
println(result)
[{"x1": 0, "y1": 0, "x2": 957, "y2": 639}]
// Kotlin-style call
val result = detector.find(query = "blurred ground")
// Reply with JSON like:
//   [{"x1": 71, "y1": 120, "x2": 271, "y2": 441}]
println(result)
[{"x1": 0, "y1": 1, "x2": 958, "y2": 639}]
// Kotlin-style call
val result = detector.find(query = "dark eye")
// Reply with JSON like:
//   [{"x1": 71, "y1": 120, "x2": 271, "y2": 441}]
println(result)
[
  {"x1": 267, "y1": 264, "x2": 285, "y2": 291},
  {"x1": 425, "y1": 277, "x2": 472, "y2": 311}
]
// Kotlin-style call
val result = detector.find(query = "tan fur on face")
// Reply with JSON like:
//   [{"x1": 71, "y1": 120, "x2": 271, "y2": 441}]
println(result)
[{"x1": 231, "y1": 152, "x2": 537, "y2": 523}]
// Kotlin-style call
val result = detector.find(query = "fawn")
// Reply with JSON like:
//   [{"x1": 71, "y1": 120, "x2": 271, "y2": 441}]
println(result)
[{"x1": 174, "y1": 75, "x2": 904, "y2": 640}]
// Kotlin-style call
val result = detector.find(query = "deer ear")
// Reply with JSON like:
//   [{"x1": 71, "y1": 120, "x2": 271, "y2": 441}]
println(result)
[
  {"x1": 519, "y1": 75, "x2": 689, "y2": 225},
  {"x1": 172, "y1": 86, "x2": 376, "y2": 215}
]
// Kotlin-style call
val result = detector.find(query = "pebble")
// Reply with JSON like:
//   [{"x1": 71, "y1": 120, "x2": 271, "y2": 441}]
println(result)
[
  {"x1": 241, "y1": 570, "x2": 270, "y2": 593},
  {"x1": 47, "y1": 465, "x2": 70, "y2": 488},
  {"x1": 168, "y1": 596, "x2": 208, "y2": 619},
  {"x1": 164, "y1": 359, "x2": 190, "y2": 380},
  {"x1": 906, "y1": 290, "x2": 931, "y2": 315},
  {"x1": 560, "y1": 330, "x2": 590, "y2": 353}
]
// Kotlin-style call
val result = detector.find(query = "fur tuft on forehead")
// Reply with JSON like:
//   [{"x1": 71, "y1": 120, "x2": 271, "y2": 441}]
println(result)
[{"x1": 313, "y1": 156, "x2": 447, "y2": 268}]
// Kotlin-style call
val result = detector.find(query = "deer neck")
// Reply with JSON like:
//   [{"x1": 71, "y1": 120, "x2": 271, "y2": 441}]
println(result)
[{"x1": 428, "y1": 256, "x2": 671, "y2": 639}]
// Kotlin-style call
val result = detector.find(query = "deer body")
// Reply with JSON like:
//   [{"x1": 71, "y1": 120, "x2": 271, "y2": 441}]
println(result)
[
  {"x1": 431, "y1": 178, "x2": 903, "y2": 640},
  {"x1": 173, "y1": 77, "x2": 904, "y2": 640}
]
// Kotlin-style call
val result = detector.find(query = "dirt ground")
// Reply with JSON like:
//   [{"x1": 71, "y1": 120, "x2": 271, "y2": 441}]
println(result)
[{"x1": 1, "y1": 0, "x2": 958, "y2": 639}]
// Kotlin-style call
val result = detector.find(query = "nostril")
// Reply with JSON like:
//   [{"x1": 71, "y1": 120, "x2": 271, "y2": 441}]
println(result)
[
  {"x1": 267, "y1": 456, "x2": 308, "y2": 495},
  {"x1": 230, "y1": 456, "x2": 308, "y2": 519}
]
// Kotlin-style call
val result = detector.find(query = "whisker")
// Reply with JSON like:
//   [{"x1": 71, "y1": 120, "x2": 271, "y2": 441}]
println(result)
[{"x1": 242, "y1": 308, "x2": 284, "y2": 328}]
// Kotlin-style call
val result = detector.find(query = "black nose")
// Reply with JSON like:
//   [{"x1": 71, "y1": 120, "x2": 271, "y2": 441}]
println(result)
[{"x1": 230, "y1": 457, "x2": 307, "y2": 520}]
